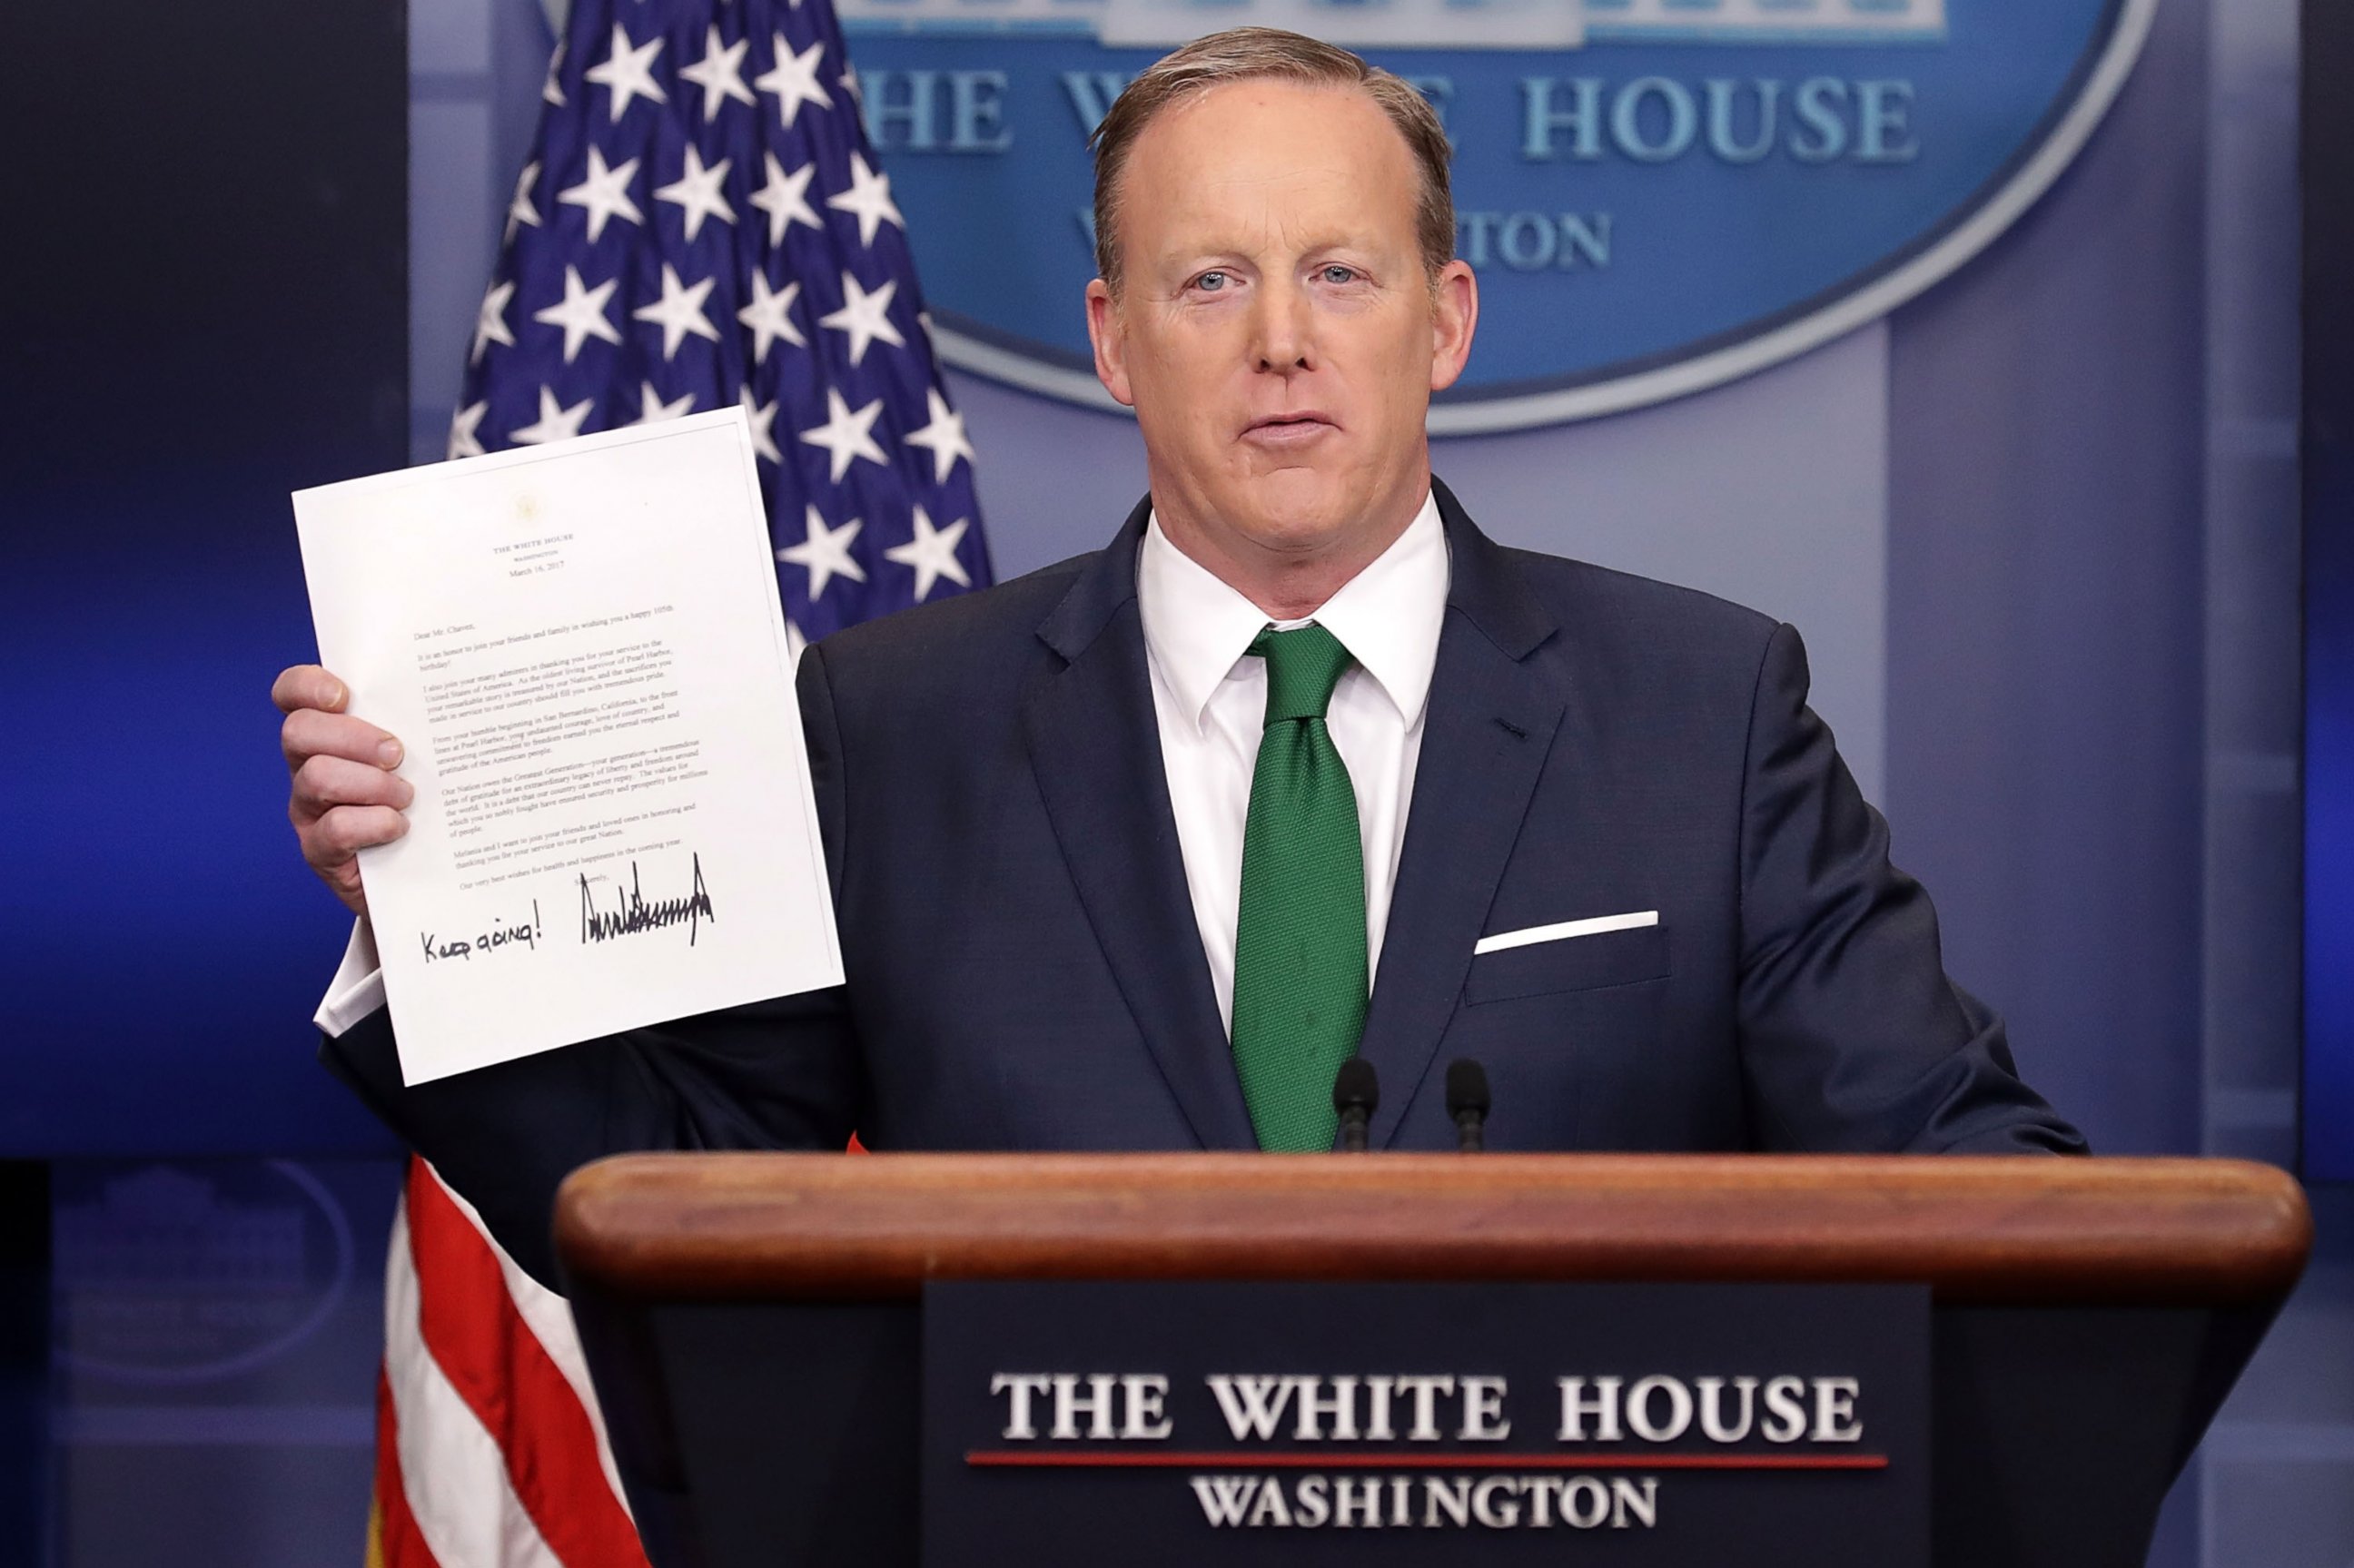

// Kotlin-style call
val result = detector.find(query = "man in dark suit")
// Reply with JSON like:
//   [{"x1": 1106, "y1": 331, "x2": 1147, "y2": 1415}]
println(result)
[{"x1": 276, "y1": 28, "x2": 2080, "y2": 1287}]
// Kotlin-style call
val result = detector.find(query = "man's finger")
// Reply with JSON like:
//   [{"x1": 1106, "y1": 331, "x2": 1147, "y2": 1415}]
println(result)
[
  {"x1": 291, "y1": 754, "x2": 416, "y2": 822},
  {"x1": 303, "y1": 804, "x2": 410, "y2": 864},
  {"x1": 272, "y1": 664, "x2": 350, "y2": 716},
  {"x1": 282, "y1": 706, "x2": 404, "y2": 774}
]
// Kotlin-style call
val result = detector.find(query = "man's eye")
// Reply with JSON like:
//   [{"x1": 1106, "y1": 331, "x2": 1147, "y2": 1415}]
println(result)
[
  {"x1": 1193, "y1": 271, "x2": 1230, "y2": 292},
  {"x1": 1320, "y1": 265, "x2": 1360, "y2": 284}
]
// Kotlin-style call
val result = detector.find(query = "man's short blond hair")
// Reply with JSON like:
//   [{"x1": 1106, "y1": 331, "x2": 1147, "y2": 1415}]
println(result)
[{"x1": 1087, "y1": 26, "x2": 1457, "y2": 295}]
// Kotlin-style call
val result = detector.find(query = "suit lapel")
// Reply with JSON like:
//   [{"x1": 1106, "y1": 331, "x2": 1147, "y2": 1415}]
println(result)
[
  {"x1": 1022, "y1": 503, "x2": 1258, "y2": 1149},
  {"x1": 1358, "y1": 483, "x2": 1567, "y2": 1148}
]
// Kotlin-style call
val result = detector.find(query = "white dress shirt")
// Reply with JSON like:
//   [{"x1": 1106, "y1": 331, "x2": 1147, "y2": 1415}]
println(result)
[
  {"x1": 314, "y1": 491, "x2": 1451, "y2": 1040},
  {"x1": 1138, "y1": 491, "x2": 1448, "y2": 1033}
]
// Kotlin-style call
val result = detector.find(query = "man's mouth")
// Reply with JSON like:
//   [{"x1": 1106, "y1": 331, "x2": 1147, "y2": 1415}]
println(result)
[{"x1": 1242, "y1": 412, "x2": 1338, "y2": 445}]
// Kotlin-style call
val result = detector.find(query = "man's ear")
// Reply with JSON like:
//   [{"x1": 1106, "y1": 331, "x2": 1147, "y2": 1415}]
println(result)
[
  {"x1": 1085, "y1": 279, "x2": 1136, "y2": 409},
  {"x1": 1428, "y1": 260, "x2": 1479, "y2": 393}
]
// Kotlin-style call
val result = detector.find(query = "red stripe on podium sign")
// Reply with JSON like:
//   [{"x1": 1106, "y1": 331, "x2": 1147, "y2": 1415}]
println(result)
[{"x1": 965, "y1": 1451, "x2": 1889, "y2": 1472}]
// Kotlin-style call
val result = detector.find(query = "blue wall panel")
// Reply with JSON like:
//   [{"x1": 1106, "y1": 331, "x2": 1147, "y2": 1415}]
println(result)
[
  {"x1": 0, "y1": 1, "x2": 410, "y2": 1156},
  {"x1": 2304, "y1": 0, "x2": 2354, "y2": 1183}
]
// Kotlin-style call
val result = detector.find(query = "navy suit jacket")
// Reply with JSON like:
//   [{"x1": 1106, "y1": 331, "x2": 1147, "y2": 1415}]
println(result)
[{"x1": 325, "y1": 480, "x2": 2083, "y2": 1284}]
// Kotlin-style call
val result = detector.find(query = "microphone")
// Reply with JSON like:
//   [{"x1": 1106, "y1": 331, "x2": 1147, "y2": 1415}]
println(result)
[
  {"x1": 1332, "y1": 1058, "x2": 1380, "y2": 1152},
  {"x1": 1446, "y1": 1059, "x2": 1491, "y2": 1153}
]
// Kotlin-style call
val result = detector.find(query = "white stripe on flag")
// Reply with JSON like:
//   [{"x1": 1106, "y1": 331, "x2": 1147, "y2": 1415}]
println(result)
[
  {"x1": 420, "y1": 1162, "x2": 636, "y2": 1520},
  {"x1": 384, "y1": 1198, "x2": 568, "y2": 1568}
]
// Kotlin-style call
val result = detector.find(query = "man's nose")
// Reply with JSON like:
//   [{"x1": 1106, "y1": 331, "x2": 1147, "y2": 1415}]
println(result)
[{"x1": 1250, "y1": 278, "x2": 1316, "y2": 373}]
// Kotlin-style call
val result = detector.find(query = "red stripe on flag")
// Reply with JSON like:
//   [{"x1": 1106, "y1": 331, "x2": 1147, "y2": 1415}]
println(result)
[
  {"x1": 405, "y1": 1160, "x2": 651, "y2": 1568},
  {"x1": 373, "y1": 1366, "x2": 445, "y2": 1568}
]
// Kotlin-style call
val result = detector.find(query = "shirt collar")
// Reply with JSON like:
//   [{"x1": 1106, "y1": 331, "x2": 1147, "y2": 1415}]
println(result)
[{"x1": 1138, "y1": 489, "x2": 1449, "y2": 732}]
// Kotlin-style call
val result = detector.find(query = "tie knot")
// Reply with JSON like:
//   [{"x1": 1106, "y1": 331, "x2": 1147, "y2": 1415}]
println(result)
[{"x1": 1250, "y1": 624, "x2": 1353, "y2": 725}]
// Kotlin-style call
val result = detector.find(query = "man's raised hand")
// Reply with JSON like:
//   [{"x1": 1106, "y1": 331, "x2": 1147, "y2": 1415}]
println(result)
[{"x1": 273, "y1": 665, "x2": 412, "y2": 918}]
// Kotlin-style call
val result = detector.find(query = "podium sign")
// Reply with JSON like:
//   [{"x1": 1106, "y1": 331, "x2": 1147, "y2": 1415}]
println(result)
[{"x1": 924, "y1": 1281, "x2": 1929, "y2": 1565}]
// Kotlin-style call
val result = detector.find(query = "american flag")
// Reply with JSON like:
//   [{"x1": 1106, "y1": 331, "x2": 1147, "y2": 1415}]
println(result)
[
  {"x1": 451, "y1": 0, "x2": 987, "y2": 639},
  {"x1": 371, "y1": 0, "x2": 988, "y2": 1560}
]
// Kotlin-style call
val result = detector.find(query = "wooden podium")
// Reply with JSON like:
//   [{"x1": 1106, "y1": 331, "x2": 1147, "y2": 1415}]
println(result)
[{"x1": 555, "y1": 1155, "x2": 2310, "y2": 1568}]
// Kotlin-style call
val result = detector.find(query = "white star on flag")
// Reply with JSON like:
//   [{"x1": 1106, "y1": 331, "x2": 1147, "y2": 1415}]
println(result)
[
  {"x1": 632, "y1": 265, "x2": 721, "y2": 360},
  {"x1": 678, "y1": 25, "x2": 757, "y2": 120},
  {"x1": 511, "y1": 386, "x2": 596, "y2": 445},
  {"x1": 756, "y1": 35, "x2": 831, "y2": 128},
  {"x1": 738, "y1": 273, "x2": 806, "y2": 362},
  {"x1": 448, "y1": 400, "x2": 489, "y2": 459},
  {"x1": 818, "y1": 272, "x2": 904, "y2": 367},
  {"x1": 885, "y1": 507, "x2": 973, "y2": 601},
  {"x1": 799, "y1": 388, "x2": 888, "y2": 481},
  {"x1": 585, "y1": 23, "x2": 667, "y2": 122},
  {"x1": 742, "y1": 390, "x2": 783, "y2": 464},
  {"x1": 826, "y1": 153, "x2": 904, "y2": 248},
  {"x1": 506, "y1": 163, "x2": 542, "y2": 242},
  {"x1": 656, "y1": 146, "x2": 736, "y2": 242},
  {"x1": 750, "y1": 153, "x2": 823, "y2": 246},
  {"x1": 636, "y1": 382, "x2": 697, "y2": 423},
  {"x1": 905, "y1": 387, "x2": 976, "y2": 483},
  {"x1": 533, "y1": 266, "x2": 622, "y2": 362},
  {"x1": 777, "y1": 506, "x2": 867, "y2": 598},
  {"x1": 471, "y1": 281, "x2": 516, "y2": 364},
  {"x1": 541, "y1": 41, "x2": 566, "y2": 106},
  {"x1": 559, "y1": 147, "x2": 643, "y2": 242}
]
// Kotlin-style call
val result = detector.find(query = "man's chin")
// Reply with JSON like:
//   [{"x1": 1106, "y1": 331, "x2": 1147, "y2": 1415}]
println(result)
[{"x1": 1225, "y1": 476, "x2": 1354, "y2": 555}]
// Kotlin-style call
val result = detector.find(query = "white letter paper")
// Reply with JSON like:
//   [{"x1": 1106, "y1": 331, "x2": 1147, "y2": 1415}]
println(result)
[{"x1": 293, "y1": 408, "x2": 842, "y2": 1085}]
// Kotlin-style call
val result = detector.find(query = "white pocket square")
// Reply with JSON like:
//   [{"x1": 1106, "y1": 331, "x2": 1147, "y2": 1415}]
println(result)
[{"x1": 1473, "y1": 910, "x2": 1659, "y2": 957}]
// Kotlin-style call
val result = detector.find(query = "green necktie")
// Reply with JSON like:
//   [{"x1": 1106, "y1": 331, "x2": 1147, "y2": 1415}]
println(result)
[{"x1": 1231, "y1": 624, "x2": 1369, "y2": 1151}]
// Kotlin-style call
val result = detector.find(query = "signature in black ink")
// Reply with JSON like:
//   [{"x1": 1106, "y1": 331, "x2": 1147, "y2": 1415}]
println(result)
[
  {"x1": 578, "y1": 854, "x2": 715, "y2": 947},
  {"x1": 420, "y1": 900, "x2": 543, "y2": 964}
]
